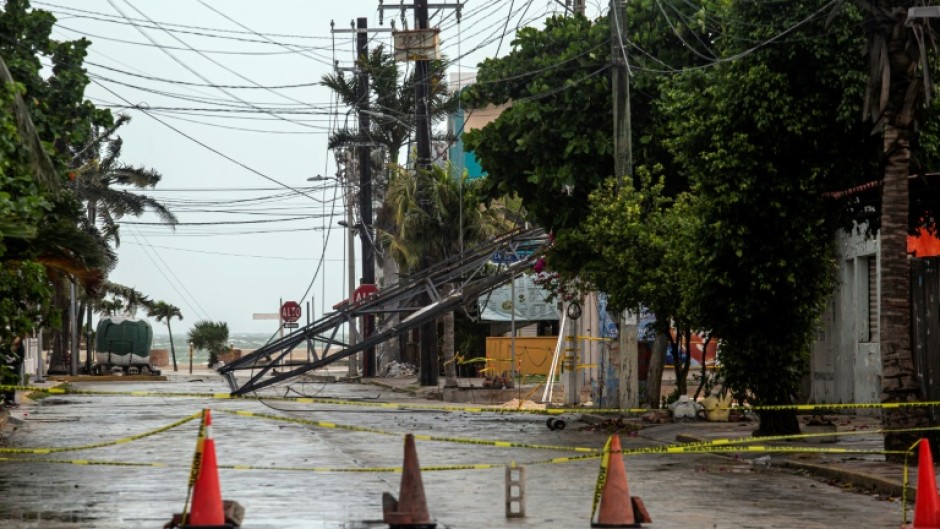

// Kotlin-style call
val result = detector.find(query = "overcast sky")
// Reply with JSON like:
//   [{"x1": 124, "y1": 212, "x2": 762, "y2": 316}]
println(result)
[{"x1": 37, "y1": 0, "x2": 602, "y2": 334}]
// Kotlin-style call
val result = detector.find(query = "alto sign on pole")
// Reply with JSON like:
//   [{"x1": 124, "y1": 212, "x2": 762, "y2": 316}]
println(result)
[{"x1": 280, "y1": 301, "x2": 302, "y2": 323}]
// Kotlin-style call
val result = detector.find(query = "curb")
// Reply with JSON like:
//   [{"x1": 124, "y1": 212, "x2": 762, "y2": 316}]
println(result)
[
  {"x1": 776, "y1": 459, "x2": 907, "y2": 497},
  {"x1": 675, "y1": 433, "x2": 907, "y2": 498},
  {"x1": 363, "y1": 378, "x2": 420, "y2": 396}
]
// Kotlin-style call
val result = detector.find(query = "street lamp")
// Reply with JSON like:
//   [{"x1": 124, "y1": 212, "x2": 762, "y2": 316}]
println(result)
[{"x1": 308, "y1": 173, "x2": 359, "y2": 377}]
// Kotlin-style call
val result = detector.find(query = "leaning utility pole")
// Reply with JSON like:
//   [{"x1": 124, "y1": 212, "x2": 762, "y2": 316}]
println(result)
[
  {"x1": 356, "y1": 17, "x2": 377, "y2": 377},
  {"x1": 610, "y1": 0, "x2": 639, "y2": 408}
]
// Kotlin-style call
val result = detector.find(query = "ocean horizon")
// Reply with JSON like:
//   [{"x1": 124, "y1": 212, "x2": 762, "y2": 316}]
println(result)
[{"x1": 151, "y1": 331, "x2": 342, "y2": 363}]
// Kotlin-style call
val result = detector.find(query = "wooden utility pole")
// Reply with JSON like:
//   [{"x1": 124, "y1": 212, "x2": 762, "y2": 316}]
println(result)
[
  {"x1": 356, "y1": 17, "x2": 377, "y2": 377},
  {"x1": 574, "y1": 0, "x2": 586, "y2": 15},
  {"x1": 611, "y1": 0, "x2": 639, "y2": 408},
  {"x1": 380, "y1": 0, "x2": 461, "y2": 386},
  {"x1": 611, "y1": 0, "x2": 631, "y2": 186},
  {"x1": 414, "y1": 0, "x2": 437, "y2": 386}
]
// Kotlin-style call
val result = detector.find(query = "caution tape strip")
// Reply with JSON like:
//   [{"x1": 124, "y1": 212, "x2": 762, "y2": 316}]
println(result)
[
  {"x1": 220, "y1": 409, "x2": 601, "y2": 453},
  {"x1": 0, "y1": 445, "x2": 905, "y2": 473},
  {"x1": 902, "y1": 439, "x2": 920, "y2": 527},
  {"x1": 11, "y1": 384, "x2": 940, "y2": 414},
  {"x1": 2, "y1": 384, "x2": 646, "y2": 416},
  {"x1": 0, "y1": 411, "x2": 202, "y2": 454},
  {"x1": 224, "y1": 409, "x2": 940, "y2": 456},
  {"x1": 590, "y1": 436, "x2": 612, "y2": 522},
  {"x1": 180, "y1": 409, "x2": 209, "y2": 527}
]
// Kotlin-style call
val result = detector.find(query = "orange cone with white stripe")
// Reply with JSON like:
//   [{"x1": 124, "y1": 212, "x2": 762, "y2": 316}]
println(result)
[
  {"x1": 187, "y1": 409, "x2": 226, "y2": 527},
  {"x1": 907, "y1": 439, "x2": 940, "y2": 529},
  {"x1": 592, "y1": 435, "x2": 650, "y2": 528}
]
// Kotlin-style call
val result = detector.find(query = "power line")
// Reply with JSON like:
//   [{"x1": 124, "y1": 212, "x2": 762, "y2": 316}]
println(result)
[
  {"x1": 122, "y1": 241, "x2": 341, "y2": 262},
  {"x1": 91, "y1": 80, "x2": 328, "y2": 205}
]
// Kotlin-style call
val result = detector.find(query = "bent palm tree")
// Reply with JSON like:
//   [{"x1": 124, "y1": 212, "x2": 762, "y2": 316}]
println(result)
[{"x1": 148, "y1": 301, "x2": 183, "y2": 372}]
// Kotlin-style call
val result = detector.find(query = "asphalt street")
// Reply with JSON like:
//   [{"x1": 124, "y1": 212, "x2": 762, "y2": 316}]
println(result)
[{"x1": 0, "y1": 373, "x2": 907, "y2": 528}]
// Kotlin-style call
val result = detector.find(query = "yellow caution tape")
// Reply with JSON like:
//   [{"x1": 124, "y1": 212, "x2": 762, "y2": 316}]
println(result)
[
  {"x1": 11, "y1": 384, "x2": 940, "y2": 415},
  {"x1": 590, "y1": 436, "x2": 612, "y2": 522},
  {"x1": 220, "y1": 409, "x2": 601, "y2": 453},
  {"x1": 2, "y1": 384, "x2": 646, "y2": 416},
  {"x1": 181, "y1": 409, "x2": 210, "y2": 527},
  {"x1": 0, "y1": 456, "x2": 169, "y2": 467},
  {"x1": 0, "y1": 411, "x2": 202, "y2": 454}
]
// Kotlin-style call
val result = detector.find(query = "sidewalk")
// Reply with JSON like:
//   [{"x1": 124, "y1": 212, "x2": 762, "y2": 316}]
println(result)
[
  {"x1": 638, "y1": 416, "x2": 911, "y2": 498},
  {"x1": 364, "y1": 375, "x2": 915, "y2": 499}
]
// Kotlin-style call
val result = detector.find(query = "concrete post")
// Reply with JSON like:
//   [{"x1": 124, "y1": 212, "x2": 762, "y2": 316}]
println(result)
[{"x1": 505, "y1": 465, "x2": 526, "y2": 518}]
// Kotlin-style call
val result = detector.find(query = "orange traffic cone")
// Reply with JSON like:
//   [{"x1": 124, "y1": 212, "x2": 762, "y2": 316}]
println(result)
[
  {"x1": 382, "y1": 434, "x2": 436, "y2": 528},
  {"x1": 909, "y1": 439, "x2": 940, "y2": 529},
  {"x1": 186, "y1": 410, "x2": 229, "y2": 528},
  {"x1": 592, "y1": 435, "x2": 651, "y2": 528}
]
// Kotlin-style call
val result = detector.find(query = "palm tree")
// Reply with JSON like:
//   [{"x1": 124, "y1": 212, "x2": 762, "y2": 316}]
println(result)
[
  {"x1": 46, "y1": 131, "x2": 177, "y2": 374},
  {"x1": 188, "y1": 320, "x2": 230, "y2": 368},
  {"x1": 321, "y1": 47, "x2": 456, "y2": 167},
  {"x1": 379, "y1": 163, "x2": 521, "y2": 386},
  {"x1": 322, "y1": 46, "x2": 457, "y2": 371},
  {"x1": 857, "y1": 1, "x2": 937, "y2": 456},
  {"x1": 74, "y1": 134, "x2": 177, "y2": 247},
  {"x1": 148, "y1": 301, "x2": 183, "y2": 372}
]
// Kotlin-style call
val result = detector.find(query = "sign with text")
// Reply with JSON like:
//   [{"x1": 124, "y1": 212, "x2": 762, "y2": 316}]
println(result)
[
  {"x1": 393, "y1": 29, "x2": 440, "y2": 61},
  {"x1": 280, "y1": 301, "x2": 302, "y2": 323},
  {"x1": 479, "y1": 274, "x2": 560, "y2": 322}
]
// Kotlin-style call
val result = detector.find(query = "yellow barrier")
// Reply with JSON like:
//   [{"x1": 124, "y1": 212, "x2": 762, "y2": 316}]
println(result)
[{"x1": 0, "y1": 411, "x2": 201, "y2": 454}]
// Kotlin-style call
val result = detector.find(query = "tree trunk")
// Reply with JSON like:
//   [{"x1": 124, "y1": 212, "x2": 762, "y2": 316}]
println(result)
[
  {"x1": 47, "y1": 281, "x2": 69, "y2": 374},
  {"x1": 673, "y1": 328, "x2": 691, "y2": 396},
  {"x1": 646, "y1": 327, "x2": 667, "y2": 408},
  {"x1": 377, "y1": 257, "x2": 401, "y2": 369},
  {"x1": 880, "y1": 114, "x2": 929, "y2": 456},
  {"x1": 756, "y1": 409, "x2": 801, "y2": 437},
  {"x1": 167, "y1": 320, "x2": 179, "y2": 372},
  {"x1": 442, "y1": 309, "x2": 457, "y2": 387}
]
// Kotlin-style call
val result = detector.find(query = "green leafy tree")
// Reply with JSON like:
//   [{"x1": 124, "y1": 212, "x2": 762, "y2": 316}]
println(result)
[
  {"x1": 147, "y1": 301, "x2": 182, "y2": 372},
  {"x1": 0, "y1": 260, "x2": 53, "y2": 385},
  {"x1": 1, "y1": 0, "x2": 117, "y2": 373},
  {"x1": 462, "y1": 14, "x2": 613, "y2": 232},
  {"x1": 659, "y1": 0, "x2": 885, "y2": 435},
  {"x1": 188, "y1": 320, "x2": 230, "y2": 368},
  {"x1": 551, "y1": 170, "x2": 701, "y2": 404}
]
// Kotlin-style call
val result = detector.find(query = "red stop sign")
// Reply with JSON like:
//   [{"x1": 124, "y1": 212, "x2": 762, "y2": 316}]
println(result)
[{"x1": 280, "y1": 301, "x2": 302, "y2": 323}]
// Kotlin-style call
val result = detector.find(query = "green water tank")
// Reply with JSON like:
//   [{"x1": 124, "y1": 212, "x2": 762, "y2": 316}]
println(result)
[{"x1": 95, "y1": 317, "x2": 153, "y2": 365}]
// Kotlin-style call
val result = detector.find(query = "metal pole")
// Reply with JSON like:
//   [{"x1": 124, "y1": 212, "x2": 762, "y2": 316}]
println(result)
[
  {"x1": 189, "y1": 341, "x2": 193, "y2": 375},
  {"x1": 357, "y1": 17, "x2": 376, "y2": 377},
  {"x1": 510, "y1": 273, "x2": 516, "y2": 380},
  {"x1": 85, "y1": 305, "x2": 93, "y2": 373},
  {"x1": 69, "y1": 280, "x2": 78, "y2": 376},
  {"x1": 34, "y1": 326, "x2": 44, "y2": 383}
]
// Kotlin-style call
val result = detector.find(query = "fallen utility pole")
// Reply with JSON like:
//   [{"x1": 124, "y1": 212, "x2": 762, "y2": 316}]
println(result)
[{"x1": 219, "y1": 228, "x2": 545, "y2": 395}]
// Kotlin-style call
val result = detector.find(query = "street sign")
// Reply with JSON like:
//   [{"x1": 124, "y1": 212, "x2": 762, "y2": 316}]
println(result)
[
  {"x1": 283, "y1": 322, "x2": 299, "y2": 329},
  {"x1": 393, "y1": 29, "x2": 441, "y2": 61},
  {"x1": 280, "y1": 301, "x2": 302, "y2": 323}
]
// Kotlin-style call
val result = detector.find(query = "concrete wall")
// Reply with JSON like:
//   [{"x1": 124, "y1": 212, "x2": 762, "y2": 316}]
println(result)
[{"x1": 810, "y1": 225, "x2": 881, "y2": 410}]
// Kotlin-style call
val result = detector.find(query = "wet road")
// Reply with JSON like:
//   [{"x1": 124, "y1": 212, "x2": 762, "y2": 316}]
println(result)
[{"x1": 0, "y1": 374, "x2": 906, "y2": 528}]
